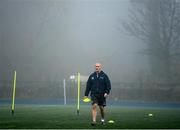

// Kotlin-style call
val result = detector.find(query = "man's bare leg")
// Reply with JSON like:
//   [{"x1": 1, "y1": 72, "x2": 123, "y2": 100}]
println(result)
[
  {"x1": 91, "y1": 103, "x2": 97, "y2": 125},
  {"x1": 99, "y1": 106, "x2": 105, "y2": 124}
]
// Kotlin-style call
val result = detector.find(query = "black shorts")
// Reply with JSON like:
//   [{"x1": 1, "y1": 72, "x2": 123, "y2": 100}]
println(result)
[{"x1": 91, "y1": 93, "x2": 106, "y2": 106}]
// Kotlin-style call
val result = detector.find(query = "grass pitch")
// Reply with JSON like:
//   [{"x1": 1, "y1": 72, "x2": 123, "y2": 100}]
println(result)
[{"x1": 0, "y1": 104, "x2": 180, "y2": 129}]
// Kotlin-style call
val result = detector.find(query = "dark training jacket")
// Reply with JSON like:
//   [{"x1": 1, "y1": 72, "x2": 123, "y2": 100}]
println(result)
[{"x1": 85, "y1": 71, "x2": 111, "y2": 96}]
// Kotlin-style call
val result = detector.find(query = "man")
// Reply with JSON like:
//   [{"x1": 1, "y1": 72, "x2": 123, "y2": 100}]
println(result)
[{"x1": 84, "y1": 63, "x2": 111, "y2": 126}]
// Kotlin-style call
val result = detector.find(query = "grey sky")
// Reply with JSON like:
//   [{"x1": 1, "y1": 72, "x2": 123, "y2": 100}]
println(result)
[{"x1": 0, "y1": 0, "x2": 147, "y2": 82}]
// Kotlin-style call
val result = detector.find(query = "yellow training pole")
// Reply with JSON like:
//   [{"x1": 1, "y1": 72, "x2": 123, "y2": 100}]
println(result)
[
  {"x1": 77, "y1": 72, "x2": 80, "y2": 115},
  {"x1": 12, "y1": 70, "x2": 16, "y2": 115}
]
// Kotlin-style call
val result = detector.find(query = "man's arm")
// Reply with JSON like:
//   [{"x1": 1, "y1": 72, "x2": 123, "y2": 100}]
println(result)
[
  {"x1": 84, "y1": 76, "x2": 91, "y2": 96},
  {"x1": 105, "y1": 75, "x2": 111, "y2": 95}
]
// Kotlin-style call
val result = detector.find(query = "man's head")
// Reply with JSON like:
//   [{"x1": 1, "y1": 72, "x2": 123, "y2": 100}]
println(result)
[{"x1": 95, "y1": 63, "x2": 102, "y2": 73}]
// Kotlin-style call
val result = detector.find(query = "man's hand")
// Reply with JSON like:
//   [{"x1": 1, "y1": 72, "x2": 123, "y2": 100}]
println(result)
[
  {"x1": 104, "y1": 93, "x2": 108, "y2": 97},
  {"x1": 83, "y1": 96, "x2": 88, "y2": 99}
]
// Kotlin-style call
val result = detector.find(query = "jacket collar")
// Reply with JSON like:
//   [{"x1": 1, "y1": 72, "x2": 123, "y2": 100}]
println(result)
[{"x1": 94, "y1": 71, "x2": 104, "y2": 76}]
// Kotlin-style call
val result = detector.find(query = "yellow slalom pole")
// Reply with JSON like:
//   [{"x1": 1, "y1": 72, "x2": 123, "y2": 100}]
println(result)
[
  {"x1": 12, "y1": 70, "x2": 16, "y2": 115},
  {"x1": 77, "y1": 72, "x2": 80, "y2": 115}
]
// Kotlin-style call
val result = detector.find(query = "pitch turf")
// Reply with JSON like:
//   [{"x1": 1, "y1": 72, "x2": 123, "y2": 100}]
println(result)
[{"x1": 0, "y1": 104, "x2": 180, "y2": 129}]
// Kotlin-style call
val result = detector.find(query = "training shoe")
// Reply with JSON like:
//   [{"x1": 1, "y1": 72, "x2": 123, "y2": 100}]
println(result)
[
  {"x1": 101, "y1": 119, "x2": 105, "y2": 125},
  {"x1": 91, "y1": 121, "x2": 96, "y2": 126}
]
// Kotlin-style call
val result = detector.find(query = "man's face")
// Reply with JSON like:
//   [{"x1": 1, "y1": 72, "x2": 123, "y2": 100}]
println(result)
[{"x1": 95, "y1": 63, "x2": 101, "y2": 73}]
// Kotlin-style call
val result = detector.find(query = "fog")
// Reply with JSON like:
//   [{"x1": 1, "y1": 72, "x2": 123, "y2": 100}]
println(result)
[{"x1": 0, "y1": 0, "x2": 147, "y2": 82}]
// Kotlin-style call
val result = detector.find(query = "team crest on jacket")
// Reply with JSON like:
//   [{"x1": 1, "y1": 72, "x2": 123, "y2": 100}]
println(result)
[{"x1": 100, "y1": 77, "x2": 104, "y2": 79}]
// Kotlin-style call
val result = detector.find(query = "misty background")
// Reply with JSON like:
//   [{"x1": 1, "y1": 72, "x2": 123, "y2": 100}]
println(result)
[
  {"x1": 0, "y1": 0, "x2": 147, "y2": 82},
  {"x1": 0, "y1": 0, "x2": 180, "y2": 103}
]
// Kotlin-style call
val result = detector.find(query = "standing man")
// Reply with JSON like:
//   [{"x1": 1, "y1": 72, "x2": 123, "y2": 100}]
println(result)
[{"x1": 84, "y1": 63, "x2": 111, "y2": 126}]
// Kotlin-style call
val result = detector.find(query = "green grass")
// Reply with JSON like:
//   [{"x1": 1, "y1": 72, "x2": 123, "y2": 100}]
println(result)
[{"x1": 0, "y1": 104, "x2": 180, "y2": 129}]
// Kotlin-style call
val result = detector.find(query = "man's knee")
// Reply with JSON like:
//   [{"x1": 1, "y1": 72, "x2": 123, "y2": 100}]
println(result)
[
  {"x1": 99, "y1": 106, "x2": 104, "y2": 111},
  {"x1": 92, "y1": 103, "x2": 97, "y2": 110}
]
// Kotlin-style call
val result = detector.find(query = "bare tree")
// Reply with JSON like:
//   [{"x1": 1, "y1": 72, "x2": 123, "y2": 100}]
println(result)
[{"x1": 123, "y1": 0, "x2": 180, "y2": 84}]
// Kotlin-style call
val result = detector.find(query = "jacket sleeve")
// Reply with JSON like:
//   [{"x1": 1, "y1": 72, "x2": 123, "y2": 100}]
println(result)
[
  {"x1": 105, "y1": 75, "x2": 111, "y2": 94},
  {"x1": 84, "y1": 76, "x2": 91, "y2": 96}
]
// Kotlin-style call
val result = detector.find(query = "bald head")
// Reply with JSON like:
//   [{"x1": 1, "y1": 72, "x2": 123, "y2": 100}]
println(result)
[{"x1": 95, "y1": 63, "x2": 102, "y2": 73}]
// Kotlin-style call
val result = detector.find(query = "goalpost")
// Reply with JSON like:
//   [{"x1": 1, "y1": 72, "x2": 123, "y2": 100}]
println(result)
[
  {"x1": 10, "y1": 71, "x2": 82, "y2": 115},
  {"x1": 12, "y1": 70, "x2": 16, "y2": 115},
  {"x1": 77, "y1": 72, "x2": 80, "y2": 115}
]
